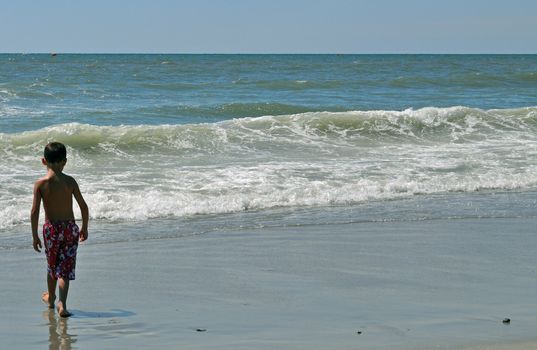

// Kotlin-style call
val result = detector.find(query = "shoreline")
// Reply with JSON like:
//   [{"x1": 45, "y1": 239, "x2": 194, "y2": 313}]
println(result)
[{"x1": 2, "y1": 217, "x2": 536, "y2": 349}]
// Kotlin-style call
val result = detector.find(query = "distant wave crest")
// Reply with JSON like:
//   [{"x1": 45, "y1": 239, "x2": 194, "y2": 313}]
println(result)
[{"x1": 2, "y1": 106, "x2": 537, "y2": 152}]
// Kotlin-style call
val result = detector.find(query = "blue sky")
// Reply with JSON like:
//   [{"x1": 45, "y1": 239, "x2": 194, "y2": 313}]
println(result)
[{"x1": 1, "y1": 0, "x2": 536, "y2": 53}]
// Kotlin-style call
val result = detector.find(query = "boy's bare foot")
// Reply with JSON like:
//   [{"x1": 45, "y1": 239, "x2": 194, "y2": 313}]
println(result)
[
  {"x1": 41, "y1": 292, "x2": 55, "y2": 309},
  {"x1": 56, "y1": 301, "x2": 72, "y2": 318}
]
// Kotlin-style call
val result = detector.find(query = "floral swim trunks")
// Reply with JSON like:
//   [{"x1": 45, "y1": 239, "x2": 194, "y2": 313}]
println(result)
[{"x1": 43, "y1": 219, "x2": 79, "y2": 280}]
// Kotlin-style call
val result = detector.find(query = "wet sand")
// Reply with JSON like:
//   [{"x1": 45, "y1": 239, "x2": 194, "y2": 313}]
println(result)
[{"x1": 1, "y1": 218, "x2": 537, "y2": 349}]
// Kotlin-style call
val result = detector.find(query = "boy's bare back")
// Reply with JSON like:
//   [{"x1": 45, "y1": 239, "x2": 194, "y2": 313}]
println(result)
[{"x1": 35, "y1": 172, "x2": 78, "y2": 222}]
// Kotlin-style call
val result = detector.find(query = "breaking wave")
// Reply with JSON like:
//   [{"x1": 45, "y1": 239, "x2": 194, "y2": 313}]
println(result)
[{"x1": 2, "y1": 106, "x2": 537, "y2": 230}]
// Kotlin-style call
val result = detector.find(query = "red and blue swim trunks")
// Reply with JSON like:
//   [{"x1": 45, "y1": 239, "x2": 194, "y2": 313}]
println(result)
[{"x1": 42, "y1": 219, "x2": 79, "y2": 280}]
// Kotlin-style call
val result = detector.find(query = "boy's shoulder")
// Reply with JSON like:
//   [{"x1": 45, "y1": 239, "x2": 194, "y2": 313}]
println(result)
[
  {"x1": 58, "y1": 173, "x2": 79, "y2": 187},
  {"x1": 34, "y1": 173, "x2": 78, "y2": 187},
  {"x1": 34, "y1": 176, "x2": 49, "y2": 187},
  {"x1": 59, "y1": 172, "x2": 76, "y2": 181},
  {"x1": 66, "y1": 173, "x2": 80, "y2": 185}
]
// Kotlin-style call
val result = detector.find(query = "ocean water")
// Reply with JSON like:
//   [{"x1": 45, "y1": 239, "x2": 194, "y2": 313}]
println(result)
[{"x1": 1, "y1": 54, "x2": 537, "y2": 248}]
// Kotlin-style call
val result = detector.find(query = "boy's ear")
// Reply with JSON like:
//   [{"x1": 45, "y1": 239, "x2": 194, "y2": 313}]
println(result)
[{"x1": 41, "y1": 158, "x2": 47, "y2": 166}]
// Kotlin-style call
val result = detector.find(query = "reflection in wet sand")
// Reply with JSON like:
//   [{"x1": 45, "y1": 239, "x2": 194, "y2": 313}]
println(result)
[{"x1": 44, "y1": 310, "x2": 76, "y2": 350}]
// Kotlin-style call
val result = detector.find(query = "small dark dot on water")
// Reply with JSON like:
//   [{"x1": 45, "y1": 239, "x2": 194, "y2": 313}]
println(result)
[
  {"x1": 196, "y1": 328, "x2": 207, "y2": 332},
  {"x1": 356, "y1": 331, "x2": 362, "y2": 334},
  {"x1": 502, "y1": 318, "x2": 511, "y2": 324}
]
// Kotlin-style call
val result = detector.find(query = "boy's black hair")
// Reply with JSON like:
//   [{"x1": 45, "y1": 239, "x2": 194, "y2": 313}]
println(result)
[{"x1": 44, "y1": 142, "x2": 67, "y2": 163}]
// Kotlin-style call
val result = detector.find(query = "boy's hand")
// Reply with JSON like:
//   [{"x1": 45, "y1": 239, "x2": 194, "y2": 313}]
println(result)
[
  {"x1": 79, "y1": 229, "x2": 88, "y2": 242},
  {"x1": 33, "y1": 236, "x2": 42, "y2": 252}
]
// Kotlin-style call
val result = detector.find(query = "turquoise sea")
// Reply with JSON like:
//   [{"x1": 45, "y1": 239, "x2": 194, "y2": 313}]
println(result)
[{"x1": 1, "y1": 54, "x2": 537, "y2": 247}]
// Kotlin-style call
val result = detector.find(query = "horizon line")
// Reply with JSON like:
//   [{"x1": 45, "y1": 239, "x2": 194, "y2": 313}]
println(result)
[{"x1": 2, "y1": 52, "x2": 537, "y2": 55}]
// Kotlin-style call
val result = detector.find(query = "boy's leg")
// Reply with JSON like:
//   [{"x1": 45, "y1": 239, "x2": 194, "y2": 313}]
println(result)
[
  {"x1": 42, "y1": 274, "x2": 57, "y2": 309},
  {"x1": 57, "y1": 278, "x2": 72, "y2": 317}
]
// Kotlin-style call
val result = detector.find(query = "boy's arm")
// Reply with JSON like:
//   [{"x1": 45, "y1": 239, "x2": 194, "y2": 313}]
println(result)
[
  {"x1": 73, "y1": 179, "x2": 89, "y2": 241},
  {"x1": 30, "y1": 181, "x2": 42, "y2": 252}
]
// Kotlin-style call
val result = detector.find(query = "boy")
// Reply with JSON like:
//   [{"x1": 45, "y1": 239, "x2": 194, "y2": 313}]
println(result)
[{"x1": 31, "y1": 142, "x2": 89, "y2": 317}]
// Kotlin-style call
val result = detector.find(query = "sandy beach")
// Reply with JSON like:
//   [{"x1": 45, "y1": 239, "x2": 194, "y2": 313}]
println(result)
[{"x1": 1, "y1": 217, "x2": 536, "y2": 349}]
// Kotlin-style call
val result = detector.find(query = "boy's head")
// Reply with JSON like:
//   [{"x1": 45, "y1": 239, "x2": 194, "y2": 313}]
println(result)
[{"x1": 43, "y1": 142, "x2": 67, "y2": 164}]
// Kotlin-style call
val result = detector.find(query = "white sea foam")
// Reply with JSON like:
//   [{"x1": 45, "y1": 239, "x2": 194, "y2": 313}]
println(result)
[
  {"x1": 2, "y1": 106, "x2": 537, "y2": 230},
  {"x1": 2, "y1": 160, "x2": 537, "y2": 230}
]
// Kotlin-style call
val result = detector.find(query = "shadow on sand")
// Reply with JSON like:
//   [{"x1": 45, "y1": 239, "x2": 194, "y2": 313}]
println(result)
[{"x1": 69, "y1": 309, "x2": 136, "y2": 318}]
